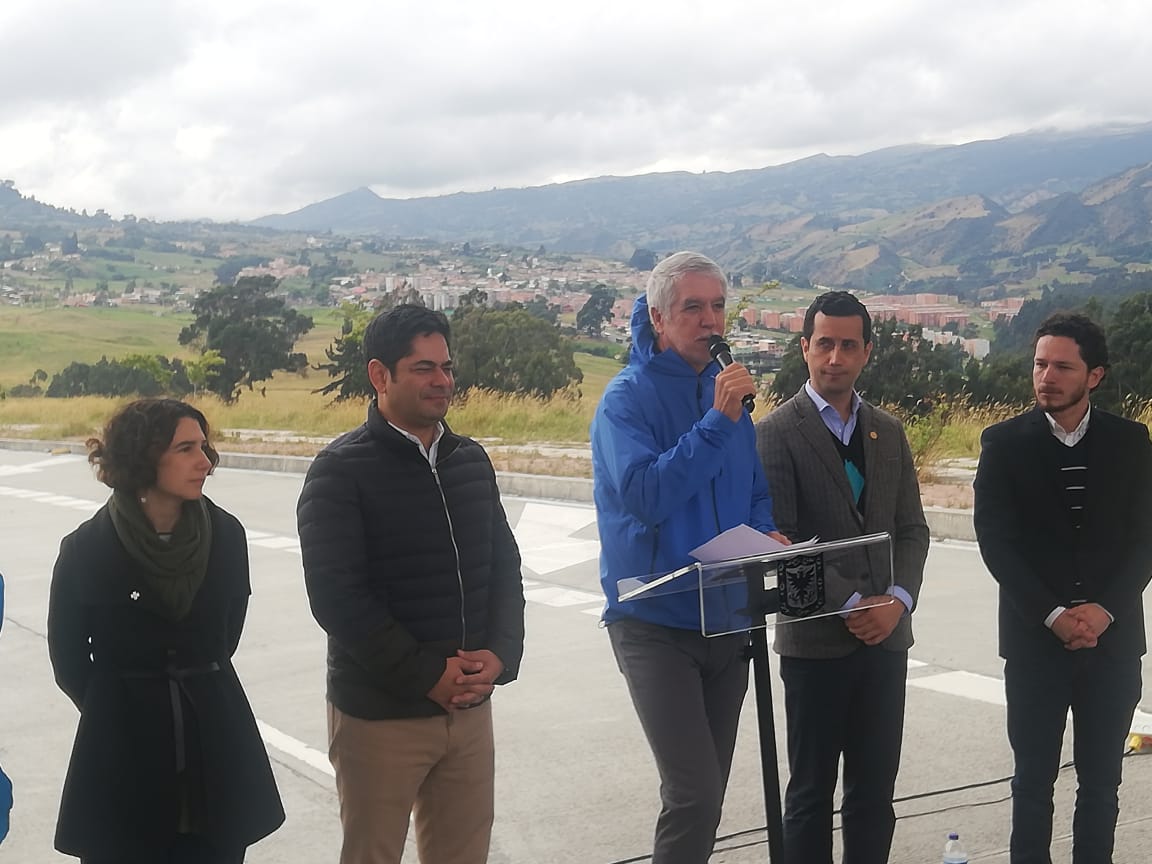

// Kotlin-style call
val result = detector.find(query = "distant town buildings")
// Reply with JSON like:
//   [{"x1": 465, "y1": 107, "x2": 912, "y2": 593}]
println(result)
[
  {"x1": 864, "y1": 293, "x2": 970, "y2": 328},
  {"x1": 0, "y1": 228, "x2": 1018, "y2": 366},
  {"x1": 317, "y1": 247, "x2": 651, "y2": 321},
  {"x1": 732, "y1": 291, "x2": 998, "y2": 360},
  {"x1": 237, "y1": 258, "x2": 310, "y2": 280},
  {"x1": 981, "y1": 296, "x2": 1026, "y2": 321},
  {"x1": 921, "y1": 329, "x2": 991, "y2": 360}
]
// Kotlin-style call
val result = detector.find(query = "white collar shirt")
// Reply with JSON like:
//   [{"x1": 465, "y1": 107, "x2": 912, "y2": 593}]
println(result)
[
  {"x1": 804, "y1": 380, "x2": 862, "y2": 446},
  {"x1": 1044, "y1": 404, "x2": 1091, "y2": 448},
  {"x1": 387, "y1": 421, "x2": 446, "y2": 466}
]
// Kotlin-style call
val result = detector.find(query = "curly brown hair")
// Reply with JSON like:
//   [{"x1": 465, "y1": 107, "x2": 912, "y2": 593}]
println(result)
[{"x1": 87, "y1": 399, "x2": 220, "y2": 492}]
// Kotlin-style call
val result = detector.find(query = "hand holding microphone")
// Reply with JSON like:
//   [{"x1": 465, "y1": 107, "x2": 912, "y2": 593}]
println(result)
[{"x1": 708, "y1": 335, "x2": 757, "y2": 419}]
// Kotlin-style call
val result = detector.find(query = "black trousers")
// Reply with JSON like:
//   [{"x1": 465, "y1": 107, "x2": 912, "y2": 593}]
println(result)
[
  {"x1": 779, "y1": 646, "x2": 908, "y2": 864},
  {"x1": 1004, "y1": 649, "x2": 1142, "y2": 864},
  {"x1": 608, "y1": 618, "x2": 749, "y2": 864}
]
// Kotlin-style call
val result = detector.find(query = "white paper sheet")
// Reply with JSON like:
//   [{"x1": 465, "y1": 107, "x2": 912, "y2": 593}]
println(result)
[{"x1": 688, "y1": 524, "x2": 818, "y2": 564}]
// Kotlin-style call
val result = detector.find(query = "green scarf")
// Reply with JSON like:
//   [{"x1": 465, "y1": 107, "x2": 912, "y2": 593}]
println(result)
[{"x1": 107, "y1": 489, "x2": 212, "y2": 621}]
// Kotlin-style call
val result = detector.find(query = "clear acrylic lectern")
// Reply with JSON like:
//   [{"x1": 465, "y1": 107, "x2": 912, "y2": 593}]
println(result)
[{"x1": 616, "y1": 532, "x2": 897, "y2": 863}]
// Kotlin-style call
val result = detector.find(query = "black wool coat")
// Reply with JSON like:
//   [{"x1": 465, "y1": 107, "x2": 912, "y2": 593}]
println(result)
[{"x1": 47, "y1": 498, "x2": 284, "y2": 859}]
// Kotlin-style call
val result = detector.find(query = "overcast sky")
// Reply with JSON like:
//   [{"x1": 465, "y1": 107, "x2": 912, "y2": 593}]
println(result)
[{"x1": 2, "y1": 0, "x2": 1150, "y2": 222}]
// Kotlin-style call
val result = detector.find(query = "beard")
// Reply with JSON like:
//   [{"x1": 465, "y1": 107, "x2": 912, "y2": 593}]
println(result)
[{"x1": 1035, "y1": 382, "x2": 1089, "y2": 415}]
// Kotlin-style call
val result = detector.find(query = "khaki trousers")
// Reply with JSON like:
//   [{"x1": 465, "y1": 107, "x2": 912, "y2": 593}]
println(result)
[{"x1": 327, "y1": 701, "x2": 495, "y2": 864}]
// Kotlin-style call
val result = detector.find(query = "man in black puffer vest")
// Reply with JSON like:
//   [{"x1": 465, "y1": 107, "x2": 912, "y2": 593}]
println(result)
[{"x1": 298, "y1": 304, "x2": 525, "y2": 864}]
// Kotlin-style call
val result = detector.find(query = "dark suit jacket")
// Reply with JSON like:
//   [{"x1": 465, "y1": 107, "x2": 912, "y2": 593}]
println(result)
[
  {"x1": 974, "y1": 406, "x2": 1152, "y2": 660},
  {"x1": 757, "y1": 388, "x2": 930, "y2": 658}
]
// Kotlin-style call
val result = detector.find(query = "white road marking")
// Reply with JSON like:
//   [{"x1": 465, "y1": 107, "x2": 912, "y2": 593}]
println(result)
[
  {"x1": 930, "y1": 538, "x2": 980, "y2": 551},
  {"x1": 251, "y1": 536, "x2": 301, "y2": 551},
  {"x1": 25, "y1": 455, "x2": 87, "y2": 468},
  {"x1": 908, "y1": 669, "x2": 1007, "y2": 706},
  {"x1": 1, "y1": 482, "x2": 607, "y2": 614},
  {"x1": 1127, "y1": 710, "x2": 1152, "y2": 734},
  {"x1": 519, "y1": 538, "x2": 603, "y2": 576},
  {"x1": 909, "y1": 669, "x2": 1152, "y2": 738},
  {"x1": 255, "y1": 718, "x2": 335, "y2": 779},
  {"x1": 522, "y1": 586, "x2": 603, "y2": 607},
  {"x1": 0, "y1": 455, "x2": 86, "y2": 476},
  {"x1": 512, "y1": 500, "x2": 600, "y2": 576},
  {"x1": 0, "y1": 486, "x2": 98, "y2": 512},
  {"x1": 37, "y1": 495, "x2": 91, "y2": 506},
  {"x1": 0, "y1": 486, "x2": 57, "y2": 498}
]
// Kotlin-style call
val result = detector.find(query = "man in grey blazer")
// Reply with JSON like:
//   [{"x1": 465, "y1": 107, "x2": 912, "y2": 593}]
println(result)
[{"x1": 756, "y1": 291, "x2": 929, "y2": 864}]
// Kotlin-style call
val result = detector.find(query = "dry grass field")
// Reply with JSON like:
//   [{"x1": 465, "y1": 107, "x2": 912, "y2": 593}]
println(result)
[
  {"x1": 0, "y1": 305, "x2": 609, "y2": 445},
  {"x1": 5, "y1": 306, "x2": 1151, "y2": 486}
]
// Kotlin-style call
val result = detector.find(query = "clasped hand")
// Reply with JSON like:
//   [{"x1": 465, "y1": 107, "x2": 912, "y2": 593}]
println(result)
[
  {"x1": 1052, "y1": 604, "x2": 1111, "y2": 650},
  {"x1": 426, "y1": 649, "x2": 504, "y2": 711},
  {"x1": 845, "y1": 595, "x2": 904, "y2": 646}
]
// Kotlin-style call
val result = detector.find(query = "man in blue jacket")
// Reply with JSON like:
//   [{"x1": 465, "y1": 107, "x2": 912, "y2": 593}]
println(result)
[{"x1": 591, "y1": 251, "x2": 785, "y2": 864}]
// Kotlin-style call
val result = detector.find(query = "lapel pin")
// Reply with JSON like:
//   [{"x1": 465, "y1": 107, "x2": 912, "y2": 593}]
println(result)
[
  {"x1": 869, "y1": 431, "x2": 878, "y2": 440},
  {"x1": 130, "y1": 590, "x2": 140, "y2": 601}
]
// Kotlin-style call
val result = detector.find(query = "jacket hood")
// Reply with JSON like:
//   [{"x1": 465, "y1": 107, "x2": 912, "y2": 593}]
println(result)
[{"x1": 629, "y1": 294, "x2": 657, "y2": 365}]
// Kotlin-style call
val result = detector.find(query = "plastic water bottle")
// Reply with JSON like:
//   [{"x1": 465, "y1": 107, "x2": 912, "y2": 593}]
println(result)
[{"x1": 943, "y1": 831, "x2": 969, "y2": 863}]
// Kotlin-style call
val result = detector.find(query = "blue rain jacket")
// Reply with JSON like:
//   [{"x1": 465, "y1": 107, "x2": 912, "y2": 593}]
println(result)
[{"x1": 591, "y1": 295, "x2": 777, "y2": 631}]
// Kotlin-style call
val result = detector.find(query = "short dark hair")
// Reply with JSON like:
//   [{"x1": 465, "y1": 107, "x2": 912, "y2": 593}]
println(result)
[
  {"x1": 87, "y1": 398, "x2": 219, "y2": 492},
  {"x1": 1034, "y1": 311, "x2": 1109, "y2": 372},
  {"x1": 363, "y1": 304, "x2": 452, "y2": 376},
  {"x1": 803, "y1": 291, "x2": 873, "y2": 344}
]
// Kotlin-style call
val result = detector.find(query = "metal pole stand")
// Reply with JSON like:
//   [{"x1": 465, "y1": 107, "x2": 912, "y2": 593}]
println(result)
[{"x1": 744, "y1": 563, "x2": 785, "y2": 862}]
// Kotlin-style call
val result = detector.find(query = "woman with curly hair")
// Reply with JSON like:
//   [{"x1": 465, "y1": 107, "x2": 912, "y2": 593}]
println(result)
[{"x1": 48, "y1": 398, "x2": 284, "y2": 864}]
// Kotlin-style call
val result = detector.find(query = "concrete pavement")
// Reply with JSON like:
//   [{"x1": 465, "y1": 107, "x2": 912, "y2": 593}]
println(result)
[
  {"x1": 3, "y1": 450, "x2": 1152, "y2": 862},
  {"x1": 0, "y1": 437, "x2": 977, "y2": 542}
]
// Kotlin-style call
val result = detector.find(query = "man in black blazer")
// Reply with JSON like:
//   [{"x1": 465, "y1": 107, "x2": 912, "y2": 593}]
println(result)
[
  {"x1": 757, "y1": 291, "x2": 929, "y2": 864},
  {"x1": 974, "y1": 312, "x2": 1152, "y2": 864}
]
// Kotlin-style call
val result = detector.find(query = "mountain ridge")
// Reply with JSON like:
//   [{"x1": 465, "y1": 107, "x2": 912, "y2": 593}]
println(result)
[
  {"x1": 251, "y1": 124, "x2": 1152, "y2": 261},
  {"x1": 4, "y1": 124, "x2": 1151, "y2": 296}
]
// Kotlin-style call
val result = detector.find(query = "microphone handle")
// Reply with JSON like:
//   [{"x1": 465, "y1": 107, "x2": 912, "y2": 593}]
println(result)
[{"x1": 715, "y1": 351, "x2": 756, "y2": 413}]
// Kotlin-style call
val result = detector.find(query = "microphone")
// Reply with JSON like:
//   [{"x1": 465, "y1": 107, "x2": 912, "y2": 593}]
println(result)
[{"x1": 708, "y1": 335, "x2": 755, "y2": 413}]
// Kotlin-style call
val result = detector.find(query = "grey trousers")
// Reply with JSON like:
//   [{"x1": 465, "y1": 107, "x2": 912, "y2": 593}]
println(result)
[{"x1": 608, "y1": 618, "x2": 750, "y2": 864}]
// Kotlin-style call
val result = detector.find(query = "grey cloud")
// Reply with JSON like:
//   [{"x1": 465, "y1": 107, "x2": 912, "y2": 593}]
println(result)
[
  {"x1": 3, "y1": 0, "x2": 1152, "y2": 220},
  {"x1": 0, "y1": 0, "x2": 202, "y2": 110}
]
